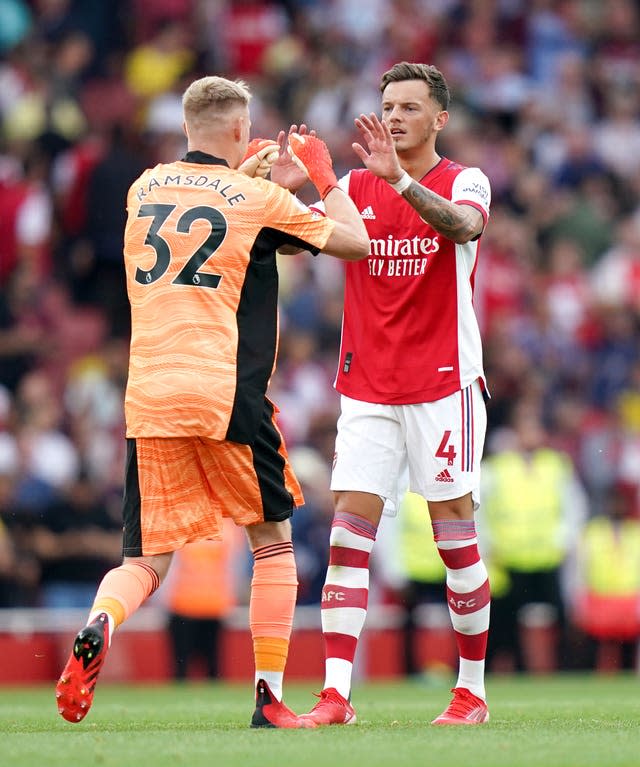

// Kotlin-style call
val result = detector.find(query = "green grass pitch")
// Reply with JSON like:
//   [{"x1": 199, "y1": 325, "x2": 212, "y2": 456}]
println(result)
[{"x1": 2, "y1": 674, "x2": 639, "y2": 767}]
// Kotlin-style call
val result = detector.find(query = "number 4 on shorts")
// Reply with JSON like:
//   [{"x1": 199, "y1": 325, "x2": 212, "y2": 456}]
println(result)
[{"x1": 436, "y1": 430, "x2": 456, "y2": 466}]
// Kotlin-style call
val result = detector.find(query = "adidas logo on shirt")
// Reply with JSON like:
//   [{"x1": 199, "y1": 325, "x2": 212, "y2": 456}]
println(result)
[
  {"x1": 360, "y1": 205, "x2": 376, "y2": 219},
  {"x1": 435, "y1": 468, "x2": 454, "y2": 482}
]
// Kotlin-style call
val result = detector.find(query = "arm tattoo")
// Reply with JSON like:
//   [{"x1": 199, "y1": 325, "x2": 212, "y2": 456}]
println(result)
[{"x1": 402, "y1": 182, "x2": 481, "y2": 242}]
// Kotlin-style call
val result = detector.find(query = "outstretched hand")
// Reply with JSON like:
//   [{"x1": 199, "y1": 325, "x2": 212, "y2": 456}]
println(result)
[
  {"x1": 270, "y1": 124, "x2": 316, "y2": 192},
  {"x1": 352, "y1": 113, "x2": 404, "y2": 182}
]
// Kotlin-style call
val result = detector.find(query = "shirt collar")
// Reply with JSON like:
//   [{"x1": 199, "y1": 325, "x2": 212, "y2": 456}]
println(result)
[{"x1": 181, "y1": 150, "x2": 229, "y2": 167}]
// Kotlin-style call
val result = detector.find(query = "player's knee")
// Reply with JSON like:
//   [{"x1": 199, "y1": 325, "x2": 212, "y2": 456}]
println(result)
[
  {"x1": 334, "y1": 490, "x2": 384, "y2": 523},
  {"x1": 428, "y1": 493, "x2": 474, "y2": 521},
  {"x1": 244, "y1": 518, "x2": 292, "y2": 549}
]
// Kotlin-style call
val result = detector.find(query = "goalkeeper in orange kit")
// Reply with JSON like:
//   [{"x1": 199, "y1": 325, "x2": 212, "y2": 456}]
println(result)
[{"x1": 55, "y1": 74, "x2": 368, "y2": 729}]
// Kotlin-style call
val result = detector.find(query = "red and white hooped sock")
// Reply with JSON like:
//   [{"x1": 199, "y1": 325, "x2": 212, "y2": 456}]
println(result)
[
  {"x1": 321, "y1": 511, "x2": 377, "y2": 699},
  {"x1": 433, "y1": 518, "x2": 490, "y2": 700}
]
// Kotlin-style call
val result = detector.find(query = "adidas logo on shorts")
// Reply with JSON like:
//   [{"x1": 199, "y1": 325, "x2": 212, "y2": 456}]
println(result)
[{"x1": 435, "y1": 468, "x2": 454, "y2": 482}]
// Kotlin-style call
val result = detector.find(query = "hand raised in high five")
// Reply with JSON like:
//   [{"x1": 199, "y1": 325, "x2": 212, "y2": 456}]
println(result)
[
  {"x1": 352, "y1": 113, "x2": 404, "y2": 184},
  {"x1": 270, "y1": 124, "x2": 316, "y2": 192}
]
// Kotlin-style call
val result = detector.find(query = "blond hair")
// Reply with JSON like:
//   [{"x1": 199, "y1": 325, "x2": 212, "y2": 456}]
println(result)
[{"x1": 182, "y1": 76, "x2": 251, "y2": 128}]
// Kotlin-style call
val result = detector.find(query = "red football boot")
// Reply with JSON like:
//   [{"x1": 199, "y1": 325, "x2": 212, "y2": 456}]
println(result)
[
  {"x1": 55, "y1": 613, "x2": 110, "y2": 723},
  {"x1": 431, "y1": 687, "x2": 489, "y2": 725},
  {"x1": 299, "y1": 687, "x2": 357, "y2": 726},
  {"x1": 250, "y1": 679, "x2": 317, "y2": 728}
]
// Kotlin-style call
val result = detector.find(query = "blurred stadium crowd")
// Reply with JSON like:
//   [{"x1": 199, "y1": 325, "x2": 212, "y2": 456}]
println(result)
[{"x1": 1, "y1": 0, "x2": 640, "y2": 672}]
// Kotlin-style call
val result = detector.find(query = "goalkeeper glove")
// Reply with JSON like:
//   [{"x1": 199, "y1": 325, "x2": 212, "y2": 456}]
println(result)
[
  {"x1": 239, "y1": 139, "x2": 280, "y2": 178},
  {"x1": 287, "y1": 133, "x2": 339, "y2": 199}
]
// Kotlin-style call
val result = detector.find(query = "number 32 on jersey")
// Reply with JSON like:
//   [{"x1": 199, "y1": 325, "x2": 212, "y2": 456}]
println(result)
[{"x1": 134, "y1": 203, "x2": 226, "y2": 289}]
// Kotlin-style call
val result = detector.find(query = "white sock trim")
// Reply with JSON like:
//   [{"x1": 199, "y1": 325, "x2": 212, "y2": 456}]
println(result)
[
  {"x1": 456, "y1": 658, "x2": 486, "y2": 701},
  {"x1": 324, "y1": 658, "x2": 353, "y2": 700},
  {"x1": 255, "y1": 671, "x2": 284, "y2": 701}
]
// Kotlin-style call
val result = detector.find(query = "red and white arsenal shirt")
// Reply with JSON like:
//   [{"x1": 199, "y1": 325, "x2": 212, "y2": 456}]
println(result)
[{"x1": 326, "y1": 158, "x2": 491, "y2": 404}]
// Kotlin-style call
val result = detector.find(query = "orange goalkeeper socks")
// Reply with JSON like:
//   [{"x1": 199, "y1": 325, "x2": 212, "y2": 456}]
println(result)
[
  {"x1": 88, "y1": 562, "x2": 161, "y2": 642},
  {"x1": 250, "y1": 541, "x2": 298, "y2": 700}
]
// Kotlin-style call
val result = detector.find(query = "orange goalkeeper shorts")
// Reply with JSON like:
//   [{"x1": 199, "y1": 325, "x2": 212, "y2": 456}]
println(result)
[{"x1": 122, "y1": 399, "x2": 303, "y2": 556}]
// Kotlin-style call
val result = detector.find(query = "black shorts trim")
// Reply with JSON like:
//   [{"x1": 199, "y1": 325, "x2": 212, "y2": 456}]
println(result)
[
  {"x1": 250, "y1": 398, "x2": 296, "y2": 523},
  {"x1": 122, "y1": 438, "x2": 143, "y2": 556}
]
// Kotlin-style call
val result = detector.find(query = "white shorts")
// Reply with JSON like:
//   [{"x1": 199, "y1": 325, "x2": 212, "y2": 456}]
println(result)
[{"x1": 331, "y1": 381, "x2": 486, "y2": 513}]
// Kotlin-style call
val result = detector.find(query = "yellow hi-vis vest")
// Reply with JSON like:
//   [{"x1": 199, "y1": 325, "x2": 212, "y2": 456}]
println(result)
[
  {"x1": 581, "y1": 517, "x2": 640, "y2": 596},
  {"x1": 398, "y1": 492, "x2": 445, "y2": 583},
  {"x1": 483, "y1": 449, "x2": 571, "y2": 571}
]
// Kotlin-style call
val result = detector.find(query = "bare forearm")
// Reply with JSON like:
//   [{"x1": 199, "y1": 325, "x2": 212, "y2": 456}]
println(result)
[
  {"x1": 401, "y1": 181, "x2": 482, "y2": 243},
  {"x1": 323, "y1": 188, "x2": 362, "y2": 228},
  {"x1": 322, "y1": 188, "x2": 369, "y2": 261},
  {"x1": 277, "y1": 189, "x2": 368, "y2": 258}
]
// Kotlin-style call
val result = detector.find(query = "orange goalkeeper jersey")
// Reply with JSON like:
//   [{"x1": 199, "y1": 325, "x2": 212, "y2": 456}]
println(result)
[{"x1": 123, "y1": 150, "x2": 335, "y2": 444}]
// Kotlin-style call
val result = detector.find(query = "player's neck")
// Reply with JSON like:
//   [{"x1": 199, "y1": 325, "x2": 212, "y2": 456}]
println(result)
[
  {"x1": 399, "y1": 150, "x2": 442, "y2": 182},
  {"x1": 187, "y1": 139, "x2": 237, "y2": 169}
]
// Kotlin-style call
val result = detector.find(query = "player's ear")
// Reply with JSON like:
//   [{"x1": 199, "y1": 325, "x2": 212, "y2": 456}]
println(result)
[
  {"x1": 231, "y1": 115, "x2": 242, "y2": 142},
  {"x1": 233, "y1": 113, "x2": 250, "y2": 143},
  {"x1": 434, "y1": 110, "x2": 449, "y2": 132}
]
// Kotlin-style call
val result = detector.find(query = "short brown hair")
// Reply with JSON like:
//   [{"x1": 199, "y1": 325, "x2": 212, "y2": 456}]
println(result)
[
  {"x1": 380, "y1": 62, "x2": 450, "y2": 110},
  {"x1": 182, "y1": 76, "x2": 251, "y2": 124}
]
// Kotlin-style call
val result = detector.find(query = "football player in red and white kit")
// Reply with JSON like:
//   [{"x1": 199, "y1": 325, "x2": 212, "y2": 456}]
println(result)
[{"x1": 276, "y1": 62, "x2": 492, "y2": 726}]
